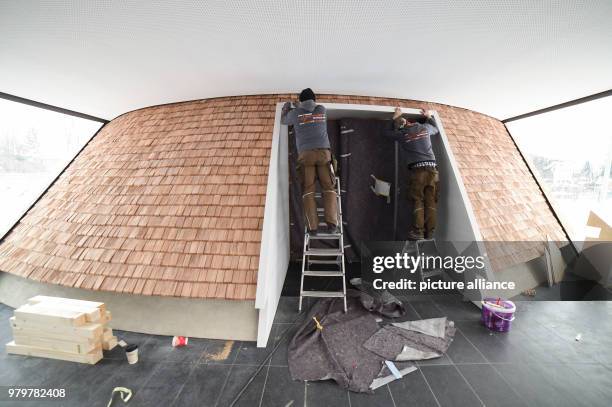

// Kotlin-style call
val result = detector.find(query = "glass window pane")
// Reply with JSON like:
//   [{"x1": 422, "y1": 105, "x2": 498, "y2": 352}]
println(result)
[
  {"x1": 0, "y1": 99, "x2": 103, "y2": 237},
  {"x1": 506, "y1": 97, "x2": 612, "y2": 242}
]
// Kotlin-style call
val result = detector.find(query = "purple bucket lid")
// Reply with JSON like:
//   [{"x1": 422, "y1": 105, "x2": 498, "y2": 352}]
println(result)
[{"x1": 483, "y1": 298, "x2": 515, "y2": 312}]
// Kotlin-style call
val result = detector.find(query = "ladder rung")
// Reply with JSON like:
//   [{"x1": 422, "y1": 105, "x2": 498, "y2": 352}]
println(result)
[
  {"x1": 303, "y1": 270, "x2": 344, "y2": 277},
  {"x1": 301, "y1": 290, "x2": 345, "y2": 298},
  {"x1": 308, "y1": 259, "x2": 341, "y2": 265},
  {"x1": 308, "y1": 233, "x2": 341, "y2": 240},
  {"x1": 305, "y1": 248, "x2": 343, "y2": 256}
]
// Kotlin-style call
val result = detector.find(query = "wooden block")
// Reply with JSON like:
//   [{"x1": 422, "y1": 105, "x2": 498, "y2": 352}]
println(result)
[
  {"x1": 27, "y1": 295, "x2": 106, "y2": 313},
  {"x1": 102, "y1": 328, "x2": 113, "y2": 341},
  {"x1": 11, "y1": 325, "x2": 98, "y2": 346},
  {"x1": 6, "y1": 341, "x2": 103, "y2": 364},
  {"x1": 99, "y1": 310, "x2": 112, "y2": 325},
  {"x1": 10, "y1": 317, "x2": 103, "y2": 339},
  {"x1": 102, "y1": 336, "x2": 118, "y2": 351},
  {"x1": 12, "y1": 335, "x2": 98, "y2": 354},
  {"x1": 14, "y1": 304, "x2": 86, "y2": 327},
  {"x1": 27, "y1": 296, "x2": 104, "y2": 322}
]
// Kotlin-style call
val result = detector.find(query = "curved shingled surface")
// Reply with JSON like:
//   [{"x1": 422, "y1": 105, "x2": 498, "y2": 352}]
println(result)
[{"x1": 0, "y1": 94, "x2": 566, "y2": 299}]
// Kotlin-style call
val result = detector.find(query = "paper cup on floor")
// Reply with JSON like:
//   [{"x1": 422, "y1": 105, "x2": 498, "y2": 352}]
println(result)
[{"x1": 125, "y1": 344, "x2": 139, "y2": 364}]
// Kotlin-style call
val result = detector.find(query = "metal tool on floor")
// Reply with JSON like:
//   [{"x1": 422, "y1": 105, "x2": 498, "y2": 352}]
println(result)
[{"x1": 299, "y1": 176, "x2": 347, "y2": 312}]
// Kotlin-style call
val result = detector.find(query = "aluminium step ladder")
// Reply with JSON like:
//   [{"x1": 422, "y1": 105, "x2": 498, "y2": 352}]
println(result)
[{"x1": 299, "y1": 176, "x2": 347, "y2": 312}]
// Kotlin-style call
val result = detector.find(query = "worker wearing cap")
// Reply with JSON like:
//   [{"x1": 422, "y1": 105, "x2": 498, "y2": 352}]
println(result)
[
  {"x1": 281, "y1": 88, "x2": 338, "y2": 235},
  {"x1": 385, "y1": 107, "x2": 440, "y2": 240}
]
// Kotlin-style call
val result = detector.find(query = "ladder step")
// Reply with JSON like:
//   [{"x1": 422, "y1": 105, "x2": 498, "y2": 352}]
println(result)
[
  {"x1": 300, "y1": 177, "x2": 347, "y2": 313},
  {"x1": 305, "y1": 248, "x2": 343, "y2": 256},
  {"x1": 303, "y1": 270, "x2": 344, "y2": 277},
  {"x1": 308, "y1": 259, "x2": 341, "y2": 265},
  {"x1": 301, "y1": 290, "x2": 345, "y2": 298},
  {"x1": 308, "y1": 233, "x2": 341, "y2": 240}
]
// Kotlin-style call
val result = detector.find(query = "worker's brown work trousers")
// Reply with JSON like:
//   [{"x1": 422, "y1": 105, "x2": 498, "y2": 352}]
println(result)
[
  {"x1": 408, "y1": 167, "x2": 439, "y2": 238},
  {"x1": 296, "y1": 149, "x2": 337, "y2": 231}
]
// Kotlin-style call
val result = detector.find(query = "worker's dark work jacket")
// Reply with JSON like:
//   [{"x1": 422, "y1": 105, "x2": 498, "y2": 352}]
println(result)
[
  {"x1": 281, "y1": 100, "x2": 331, "y2": 154},
  {"x1": 384, "y1": 119, "x2": 439, "y2": 165}
]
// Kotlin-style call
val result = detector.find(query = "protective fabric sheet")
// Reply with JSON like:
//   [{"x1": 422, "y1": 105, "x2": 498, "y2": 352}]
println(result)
[
  {"x1": 392, "y1": 317, "x2": 448, "y2": 338},
  {"x1": 350, "y1": 278, "x2": 406, "y2": 318},
  {"x1": 287, "y1": 294, "x2": 384, "y2": 393},
  {"x1": 288, "y1": 294, "x2": 455, "y2": 393},
  {"x1": 363, "y1": 317, "x2": 456, "y2": 361}
]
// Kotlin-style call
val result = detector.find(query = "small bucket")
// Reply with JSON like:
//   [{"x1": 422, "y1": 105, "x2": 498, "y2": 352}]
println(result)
[
  {"x1": 125, "y1": 344, "x2": 139, "y2": 364},
  {"x1": 481, "y1": 298, "x2": 516, "y2": 332}
]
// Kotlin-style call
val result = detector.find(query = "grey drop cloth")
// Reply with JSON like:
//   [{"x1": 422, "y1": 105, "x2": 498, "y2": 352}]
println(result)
[
  {"x1": 288, "y1": 295, "x2": 384, "y2": 393},
  {"x1": 363, "y1": 317, "x2": 456, "y2": 361},
  {"x1": 393, "y1": 317, "x2": 448, "y2": 338},
  {"x1": 350, "y1": 278, "x2": 406, "y2": 318},
  {"x1": 288, "y1": 296, "x2": 455, "y2": 393}
]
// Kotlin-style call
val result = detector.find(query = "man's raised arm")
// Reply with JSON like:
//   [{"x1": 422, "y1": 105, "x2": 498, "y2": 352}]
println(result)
[
  {"x1": 421, "y1": 109, "x2": 440, "y2": 136},
  {"x1": 281, "y1": 102, "x2": 297, "y2": 125}
]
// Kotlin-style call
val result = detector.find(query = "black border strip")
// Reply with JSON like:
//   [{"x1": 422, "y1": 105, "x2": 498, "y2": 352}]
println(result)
[
  {"x1": 502, "y1": 89, "x2": 612, "y2": 123},
  {"x1": 0, "y1": 91, "x2": 109, "y2": 123}
]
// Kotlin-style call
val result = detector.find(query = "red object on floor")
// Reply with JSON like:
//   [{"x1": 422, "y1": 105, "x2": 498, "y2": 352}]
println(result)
[{"x1": 172, "y1": 336, "x2": 188, "y2": 347}]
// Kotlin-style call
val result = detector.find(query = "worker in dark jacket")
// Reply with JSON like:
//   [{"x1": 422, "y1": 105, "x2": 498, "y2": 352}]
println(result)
[
  {"x1": 385, "y1": 107, "x2": 440, "y2": 240},
  {"x1": 281, "y1": 88, "x2": 338, "y2": 235}
]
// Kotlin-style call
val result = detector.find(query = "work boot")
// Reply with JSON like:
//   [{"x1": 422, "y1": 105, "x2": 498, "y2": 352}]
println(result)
[
  {"x1": 425, "y1": 229, "x2": 435, "y2": 240},
  {"x1": 407, "y1": 229, "x2": 424, "y2": 241},
  {"x1": 325, "y1": 222, "x2": 340, "y2": 235}
]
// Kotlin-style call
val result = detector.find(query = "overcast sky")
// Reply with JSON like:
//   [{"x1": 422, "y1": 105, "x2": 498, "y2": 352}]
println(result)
[
  {"x1": 507, "y1": 97, "x2": 612, "y2": 168},
  {"x1": 0, "y1": 98, "x2": 102, "y2": 160}
]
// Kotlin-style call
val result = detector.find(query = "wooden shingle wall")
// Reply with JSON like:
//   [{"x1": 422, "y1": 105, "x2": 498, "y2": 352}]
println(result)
[{"x1": 0, "y1": 94, "x2": 566, "y2": 299}]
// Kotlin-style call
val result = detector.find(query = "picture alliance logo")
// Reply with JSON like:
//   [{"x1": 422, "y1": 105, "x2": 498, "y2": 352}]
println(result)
[{"x1": 371, "y1": 277, "x2": 517, "y2": 292}]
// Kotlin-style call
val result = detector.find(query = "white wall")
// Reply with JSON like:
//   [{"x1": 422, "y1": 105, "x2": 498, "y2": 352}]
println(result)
[{"x1": 255, "y1": 103, "x2": 290, "y2": 347}]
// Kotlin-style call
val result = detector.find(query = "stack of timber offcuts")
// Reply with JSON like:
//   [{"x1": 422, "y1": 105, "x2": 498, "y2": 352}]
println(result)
[{"x1": 6, "y1": 296, "x2": 118, "y2": 364}]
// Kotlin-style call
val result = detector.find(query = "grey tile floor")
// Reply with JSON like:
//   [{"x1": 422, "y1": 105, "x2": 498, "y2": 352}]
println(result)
[{"x1": 0, "y1": 298, "x2": 611, "y2": 406}]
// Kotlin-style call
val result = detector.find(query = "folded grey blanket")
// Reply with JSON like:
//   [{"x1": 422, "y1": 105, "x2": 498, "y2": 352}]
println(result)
[
  {"x1": 349, "y1": 278, "x2": 406, "y2": 318},
  {"x1": 363, "y1": 317, "x2": 456, "y2": 361}
]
